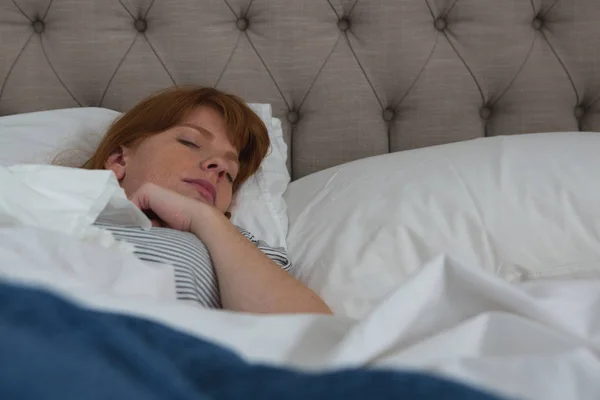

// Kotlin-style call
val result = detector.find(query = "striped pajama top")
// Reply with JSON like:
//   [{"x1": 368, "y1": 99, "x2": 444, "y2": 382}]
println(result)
[{"x1": 94, "y1": 223, "x2": 291, "y2": 309}]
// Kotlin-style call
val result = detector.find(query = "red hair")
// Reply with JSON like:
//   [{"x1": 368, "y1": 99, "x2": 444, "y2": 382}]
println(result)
[{"x1": 81, "y1": 86, "x2": 270, "y2": 192}]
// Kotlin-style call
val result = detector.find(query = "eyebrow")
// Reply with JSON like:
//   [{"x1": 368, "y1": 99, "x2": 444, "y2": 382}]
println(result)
[
  {"x1": 179, "y1": 123, "x2": 240, "y2": 166},
  {"x1": 180, "y1": 123, "x2": 214, "y2": 139}
]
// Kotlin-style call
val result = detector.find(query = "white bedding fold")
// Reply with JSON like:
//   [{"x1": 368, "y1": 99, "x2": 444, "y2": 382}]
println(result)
[
  {"x1": 2, "y1": 163, "x2": 600, "y2": 400},
  {"x1": 0, "y1": 226, "x2": 599, "y2": 400},
  {"x1": 0, "y1": 164, "x2": 151, "y2": 235}
]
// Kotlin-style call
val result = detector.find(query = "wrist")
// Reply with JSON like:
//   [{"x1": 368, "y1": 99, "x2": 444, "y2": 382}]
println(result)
[{"x1": 190, "y1": 203, "x2": 229, "y2": 237}]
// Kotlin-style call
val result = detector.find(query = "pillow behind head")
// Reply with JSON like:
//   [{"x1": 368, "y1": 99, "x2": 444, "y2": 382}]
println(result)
[
  {"x1": 230, "y1": 106, "x2": 290, "y2": 249},
  {"x1": 0, "y1": 108, "x2": 120, "y2": 167},
  {"x1": 0, "y1": 106, "x2": 290, "y2": 249},
  {"x1": 285, "y1": 132, "x2": 600, "y2": 318}
]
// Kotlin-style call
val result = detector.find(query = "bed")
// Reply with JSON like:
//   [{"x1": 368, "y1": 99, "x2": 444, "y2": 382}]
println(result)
[{"x1": 1, "y1": 1, "x2": 600, "y2": 399}]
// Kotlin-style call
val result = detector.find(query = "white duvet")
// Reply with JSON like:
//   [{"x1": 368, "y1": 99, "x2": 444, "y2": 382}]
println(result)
[
  {"x1": 1, "y1": 226, "x2": 599, "y2": 400},
  {"x1": 1, "y1": 163, "x2": 600, "y2": 400}
]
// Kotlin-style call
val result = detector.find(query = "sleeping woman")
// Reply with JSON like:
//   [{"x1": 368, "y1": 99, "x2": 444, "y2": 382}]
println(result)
[{"x1": 80, "y1": 86, "x2": 331, "y2": 315}]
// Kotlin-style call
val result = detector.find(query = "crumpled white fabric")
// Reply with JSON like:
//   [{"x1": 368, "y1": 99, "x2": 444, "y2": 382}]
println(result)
[
  {"x1": 0, "y1": 164, "x2": 176, "y2": 302},
  {"x1": 0, "y1": 227, "x2": 177, "y2": 301},
  {"x1": 0, "y1": 164, "x2": 151, "y2": 252},
  {"x1": 0, "y1": 228, "x2": 598, "y2": 400}
]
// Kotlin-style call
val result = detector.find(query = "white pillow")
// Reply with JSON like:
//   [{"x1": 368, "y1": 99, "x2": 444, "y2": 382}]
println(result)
[
  {"x1": 0, "y1": 106, "x2": 290, "y2": 249},
  {"x1": 285, "y1": 132, "x2": 600, "y2": 318},
  {"x1": 0, "y1": 108, "x2": 121, "y2": 166},
  {"x1": 231, "y1": 104, "x2": 290, "y2": 249}
]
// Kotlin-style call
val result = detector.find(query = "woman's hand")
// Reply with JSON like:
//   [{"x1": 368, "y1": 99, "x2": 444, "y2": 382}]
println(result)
[{"x1": 129, "y1": 183, "x2": 213, "y2": 231}]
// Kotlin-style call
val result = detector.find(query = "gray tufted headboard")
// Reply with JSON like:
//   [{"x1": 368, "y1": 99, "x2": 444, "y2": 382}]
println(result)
[{"x1": 1, "y1": 0, "x2": 599, "y2": 179}]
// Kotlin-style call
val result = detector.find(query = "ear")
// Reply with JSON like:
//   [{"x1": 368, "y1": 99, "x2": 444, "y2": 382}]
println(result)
[{"x1": 104, "y1": 146, "x2": 128, "y2": 181}]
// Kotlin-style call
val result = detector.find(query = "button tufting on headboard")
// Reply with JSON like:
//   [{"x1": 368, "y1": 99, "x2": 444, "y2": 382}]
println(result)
[
  {"x1": 434, "y1": 17, "x2": 447, "y2": 32},
  {"x1": 382, "y1": 108, "x2": 395, "y2": 122},
  {"x1": 134, "y1": 19, "x2": 147, "y2": 33},
  {"x1": 337, "y1": 18, "x2": 350, "y2": 32},
  {"x1": 1, "y1": 0, "x2": 599, "y2": 180},
  {"x1": 236, "y1": 17, "x2": 249, "y2": 31},
  {"x1": 532, "y1": 16, "x2": 544, "y2": 30},
  {"x1": 480, "y1": 107, "x2": 492, "y2": 121},
  {"x1": 32, "y1": 20, "x2": 45, "y2": 34},
  {"x1": 287, "y1": 111, "x2": 300, "y2": 125}
]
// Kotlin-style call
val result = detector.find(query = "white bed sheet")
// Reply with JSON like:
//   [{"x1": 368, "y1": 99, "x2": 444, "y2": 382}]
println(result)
[{"x1": 1, "y1": 226, "x2": 599, "y2": 400}]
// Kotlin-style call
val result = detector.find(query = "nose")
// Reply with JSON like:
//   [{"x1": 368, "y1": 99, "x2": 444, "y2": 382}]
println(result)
[{"x1": 200, "y1": 156, "x2": 228, "y2": 180}]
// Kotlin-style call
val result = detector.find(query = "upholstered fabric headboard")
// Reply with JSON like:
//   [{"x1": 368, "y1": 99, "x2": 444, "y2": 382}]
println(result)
[{"x1": 1, "y1": 0, "x2": 599, "y2": 179}]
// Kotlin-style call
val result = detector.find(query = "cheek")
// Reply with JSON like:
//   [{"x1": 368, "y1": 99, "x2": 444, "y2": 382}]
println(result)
[
  {"x1": 124, "y1": 146, "x2": 188, "y2": 190},
  {"x1": 217, "y1": 186, "x2": 233, "y2": 209}
]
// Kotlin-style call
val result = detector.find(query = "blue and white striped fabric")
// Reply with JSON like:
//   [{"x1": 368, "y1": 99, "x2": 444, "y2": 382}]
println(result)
[{"x1": 94, "y1": 223, "x2": 291, "y2": 309}]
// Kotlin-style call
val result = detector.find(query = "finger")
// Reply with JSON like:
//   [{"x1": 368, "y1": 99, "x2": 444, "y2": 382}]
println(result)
[
  {"x1": 129, "y1": 187, "x2": 149, "y2": 211},
  {"x1": 130, "y1": 185, "x2": 168, "y2": 228},
  {"x1": 150, "y1": 218, "x2": 162, "y2": 227},
  {"x1": 144, "y1": 210, "x2": 165, "y2": 227}
]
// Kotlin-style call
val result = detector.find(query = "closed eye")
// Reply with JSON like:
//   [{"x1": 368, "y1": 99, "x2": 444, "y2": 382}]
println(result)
[
  {"x1": 226, "y1": 173, "x2": 235, "y2": 183},
  {"x1": 178, "y1": 139, "x2": 200, "y2": 149}
]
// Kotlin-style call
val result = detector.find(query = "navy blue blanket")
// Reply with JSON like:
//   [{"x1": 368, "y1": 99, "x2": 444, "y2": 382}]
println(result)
[{"x1": 0, "y1": 282, "x2": 510, "y2": 400}]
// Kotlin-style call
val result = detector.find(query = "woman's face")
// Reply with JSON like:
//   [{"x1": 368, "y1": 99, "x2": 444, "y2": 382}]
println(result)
[{"x1": 105, "y1": 106, "x2": 239, "y2": 213}]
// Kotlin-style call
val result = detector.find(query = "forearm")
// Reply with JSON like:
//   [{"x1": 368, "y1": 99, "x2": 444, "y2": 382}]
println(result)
[{"x1": 191, "y1": 208, "x2": 332, "y2": 314}]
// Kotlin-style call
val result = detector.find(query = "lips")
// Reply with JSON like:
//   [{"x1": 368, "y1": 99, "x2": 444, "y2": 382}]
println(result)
[{"x1": 183, "y1": 179, "x2": 216, "y2": 205}]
